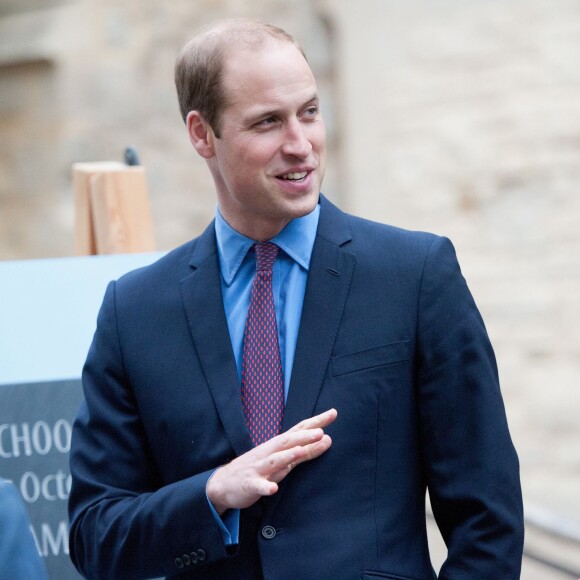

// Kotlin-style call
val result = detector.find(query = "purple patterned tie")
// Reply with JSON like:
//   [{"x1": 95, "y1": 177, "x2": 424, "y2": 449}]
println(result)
[{"x1": 241, "y1": 242, "x2": 284, "y2": 446}]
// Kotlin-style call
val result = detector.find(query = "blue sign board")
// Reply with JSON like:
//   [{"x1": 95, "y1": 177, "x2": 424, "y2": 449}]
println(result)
[{"x1": 0, "y1": 253, "x2": 163, "y2": 579}]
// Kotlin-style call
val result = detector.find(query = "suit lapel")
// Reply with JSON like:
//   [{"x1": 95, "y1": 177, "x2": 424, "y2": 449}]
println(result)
[
  {"x1": 179, "y1": 222, "x2": 253, "y2": 457},
  {"x1": 281, "y1": 197, "x2": 355, "y2": 430}
]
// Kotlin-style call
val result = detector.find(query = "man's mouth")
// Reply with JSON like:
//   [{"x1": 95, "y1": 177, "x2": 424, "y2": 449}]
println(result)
[{"x1": 278, "y1": 171, "x2": 308, "y2": 181}]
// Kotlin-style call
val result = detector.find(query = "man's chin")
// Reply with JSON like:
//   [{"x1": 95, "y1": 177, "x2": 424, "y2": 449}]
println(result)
[{"x1": 283, "y1": 191, "x2": 320, "y2": 219}]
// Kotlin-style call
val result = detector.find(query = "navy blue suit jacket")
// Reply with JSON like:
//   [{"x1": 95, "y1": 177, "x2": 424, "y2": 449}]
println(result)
[{"x1": 69, "y1": 196, "x2": 524, "y2": 579}]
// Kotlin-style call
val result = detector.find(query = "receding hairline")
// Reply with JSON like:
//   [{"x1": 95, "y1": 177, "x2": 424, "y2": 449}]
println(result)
[{"x1": 183, "y1": 18, "x2": 305, "y2": 56}]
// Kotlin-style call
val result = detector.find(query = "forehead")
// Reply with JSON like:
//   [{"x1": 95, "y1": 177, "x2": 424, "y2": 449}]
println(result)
[{"x1": 220, "y1": 39, "x2": 316, "y2": 112}]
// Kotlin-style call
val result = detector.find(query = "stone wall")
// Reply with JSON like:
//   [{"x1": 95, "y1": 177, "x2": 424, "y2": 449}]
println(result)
[{"x1": 0, "y1": 0, "x2": 337, "y2": 258}]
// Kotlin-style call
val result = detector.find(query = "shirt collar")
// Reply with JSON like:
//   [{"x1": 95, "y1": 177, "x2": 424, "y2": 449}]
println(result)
[{"x1": 215, "y1": 203, "x2": 320, "y2": 286}]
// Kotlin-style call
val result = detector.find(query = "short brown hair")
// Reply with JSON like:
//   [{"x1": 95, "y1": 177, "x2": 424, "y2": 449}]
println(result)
[{"x1": 174, "y1": 19, "x2": 305, "y2": 137}]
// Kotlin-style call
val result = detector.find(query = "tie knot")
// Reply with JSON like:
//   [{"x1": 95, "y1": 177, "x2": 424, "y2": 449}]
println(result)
[{"x1": 254, "y1": 242, "x2": 279, "y2": 272}]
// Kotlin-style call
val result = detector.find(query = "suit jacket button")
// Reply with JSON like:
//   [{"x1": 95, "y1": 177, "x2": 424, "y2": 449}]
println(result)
[
  {"x1": 182, "y1": 554, "x2": 191, "y2": 566},
  {"x1": 174, "y1": 558, "x2": 184, "y2": 569},
  {"x1": 261, "y1": 525, "x2": 276, "y2": 540},
  {"x1": 197, "y1": 548, "x2": 206, "y2": 562},
  {"x1": 189, "y1": 551, "x2": 198, "y2": 564}
]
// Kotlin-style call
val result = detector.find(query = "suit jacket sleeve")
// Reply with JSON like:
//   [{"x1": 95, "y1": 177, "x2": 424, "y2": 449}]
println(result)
[
  {"x1": 68, "y1": 282, "x2": 231, "y2": 580},
  {"x1": 417, "y1": 237, "x2": 524, "y2": 577}
]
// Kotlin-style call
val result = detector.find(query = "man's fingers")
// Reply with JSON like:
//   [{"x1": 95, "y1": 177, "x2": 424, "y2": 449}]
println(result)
[
  {"x1": 287, "y1": 408, "x2": 338, "y2": 433},
  {"x1": 269, "y1": 462, "x2": 296, "y2": 484},
  {"x1": 266, "y1": 426, "x2": 325, "y2": 453},
  {"x1": 268, "y1": 434, "x2": 333, "y2": 483},
  {"x1": 294, "y1": 434, "x2": 333, "y2": 464},
  {"x1": 258, "y1": 445, "x2": 308, "y2": 476},
  {"x1": 254, "y1": 479, "x2": 278, "y2": 497}
]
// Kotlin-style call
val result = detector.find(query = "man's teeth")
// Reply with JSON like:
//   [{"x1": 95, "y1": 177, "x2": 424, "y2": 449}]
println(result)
[{"x1": 281, "y1": 171, "x2": 308, "y2": 180}]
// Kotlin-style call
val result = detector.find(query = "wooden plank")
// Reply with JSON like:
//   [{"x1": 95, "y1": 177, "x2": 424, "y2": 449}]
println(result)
[
  {"x1": 89, "y1": 167, "x2": 156, "y2": 254},
  {"x1": 72, "y1": 162, "x2": 124, "y2": 255}
]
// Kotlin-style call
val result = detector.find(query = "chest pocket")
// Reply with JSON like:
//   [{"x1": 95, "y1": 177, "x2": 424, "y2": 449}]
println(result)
[{"x1": 331, "y1": 340, "x2": 410, "y2": 377}]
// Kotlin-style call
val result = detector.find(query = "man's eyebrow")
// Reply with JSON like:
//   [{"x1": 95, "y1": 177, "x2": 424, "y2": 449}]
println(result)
[{"x1": 302, "y1": 93, "x2": 320, "y2": 105}]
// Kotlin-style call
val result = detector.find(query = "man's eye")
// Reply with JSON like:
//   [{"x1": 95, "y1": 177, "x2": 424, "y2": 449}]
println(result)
[
  {"x1": 301, "y1": 106, "x2": 319, "y2": 120},
  {"x1": 256, "y1": 117, "x2": 276, "y2": 127}
]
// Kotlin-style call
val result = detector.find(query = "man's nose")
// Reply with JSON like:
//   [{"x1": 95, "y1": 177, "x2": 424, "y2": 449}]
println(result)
[{"x1": 281, "y1": 120, "x2": 312, "y2": 158}]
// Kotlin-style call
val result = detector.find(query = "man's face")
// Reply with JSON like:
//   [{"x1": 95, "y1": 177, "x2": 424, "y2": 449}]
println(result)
[{"x1": 205, "y1": 39, "x2": 326, "y2": 241}]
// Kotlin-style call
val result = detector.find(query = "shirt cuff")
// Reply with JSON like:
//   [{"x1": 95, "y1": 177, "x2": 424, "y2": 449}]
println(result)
[{"x1": 206, "y1": 473, "x2": 240, "y2": 545}]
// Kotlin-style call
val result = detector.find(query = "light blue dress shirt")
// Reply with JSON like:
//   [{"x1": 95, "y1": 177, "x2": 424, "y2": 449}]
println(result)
[
  {"x1": 207, "y1": 203, "x2": 320, "y2": 544},
  {"x1": 215, "y1": 204, "x2": 320, "y2": 398}
]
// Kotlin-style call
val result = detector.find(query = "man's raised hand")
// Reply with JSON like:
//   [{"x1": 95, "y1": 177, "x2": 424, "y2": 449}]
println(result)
[{"x1": 206, "y1": 408, "x2": 337, "y2": 515}]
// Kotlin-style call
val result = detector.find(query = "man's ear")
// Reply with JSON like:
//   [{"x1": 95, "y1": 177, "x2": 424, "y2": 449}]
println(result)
[{"x1": 186, "y1": 111, "x2": 216, "y2": 159}]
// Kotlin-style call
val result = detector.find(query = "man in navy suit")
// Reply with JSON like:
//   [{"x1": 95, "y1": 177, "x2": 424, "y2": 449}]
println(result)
[{"x1": 69, "y1": 19, "x2": 524, "y2": 579}]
